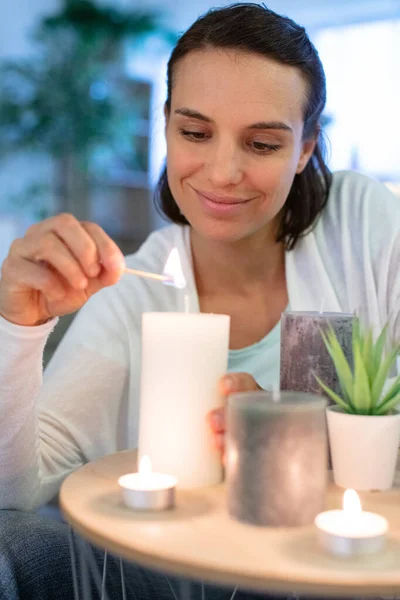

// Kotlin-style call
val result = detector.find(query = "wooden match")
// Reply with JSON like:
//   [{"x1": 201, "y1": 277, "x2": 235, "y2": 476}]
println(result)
[{"x1": 123, "y1": 267, "x2": 172, "y2": 283}]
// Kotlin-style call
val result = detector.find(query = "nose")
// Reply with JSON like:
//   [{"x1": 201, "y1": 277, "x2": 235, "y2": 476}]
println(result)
[{"x1": 204, "y1": 137, "x2": 244, "y2": 188}]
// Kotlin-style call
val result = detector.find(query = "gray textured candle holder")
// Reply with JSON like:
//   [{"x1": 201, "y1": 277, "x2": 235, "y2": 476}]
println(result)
[
  {"x1": 226, "y1": 391, "x2": 327, "y2": 527},
  {"x1": 280, "y1": 312, "x2": 354, "y2": 400}
]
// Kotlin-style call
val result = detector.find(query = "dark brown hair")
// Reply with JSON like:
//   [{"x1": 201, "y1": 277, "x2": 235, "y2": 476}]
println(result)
[{"x1": 154, "y1": 3, "x2": 332, "y2": 250}]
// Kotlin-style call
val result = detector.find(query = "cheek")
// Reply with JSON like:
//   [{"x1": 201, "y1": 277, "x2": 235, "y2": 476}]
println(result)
[
  {"x1": 250, "y1": 155, "x2": 297, "y2": 195},
  {"x1": 247, "y1": 155, "x2": 299, "y2": 217},
  {"x1": 167, "y1": 137, "x2": 201, "y2": 183},
  {"x1": 166, "y1": 140, "x2": 200, "y2": 214}
]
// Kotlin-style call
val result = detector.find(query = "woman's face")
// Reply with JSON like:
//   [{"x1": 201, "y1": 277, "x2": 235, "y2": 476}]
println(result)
[{"x1": 165, "y1": 49, "x2": 316, "y2": 243}]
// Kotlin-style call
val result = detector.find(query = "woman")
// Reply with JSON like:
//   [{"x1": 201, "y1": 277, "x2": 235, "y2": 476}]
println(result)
[{"x1": 0, "y1": 3, "x2": 398, "y2": 599}]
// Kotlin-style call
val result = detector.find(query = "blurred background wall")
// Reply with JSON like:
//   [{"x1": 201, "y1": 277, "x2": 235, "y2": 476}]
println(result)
[
  {"x1": 1, "y1": 0, "x2": 399, "y2": 253},
  {"x1": 0, "y1": 0, "x2": 399, "y2": 357}
]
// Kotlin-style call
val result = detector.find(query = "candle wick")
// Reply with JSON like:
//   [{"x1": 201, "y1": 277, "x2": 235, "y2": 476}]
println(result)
[
  {"x1": 184, "y1": 293, "x2": 190, "y2": 313},
  {"x1": 272, "y1": 384, "x2": 280, "y2": 402}
]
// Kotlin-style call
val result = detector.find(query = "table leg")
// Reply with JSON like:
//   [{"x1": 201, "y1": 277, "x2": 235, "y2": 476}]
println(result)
[
  {"x1": 68, "y1": 527, "x2": 81, "y2": 600},
  {"x1": 78, "y1": 536, "x2": 93, "y2": 600},
  {"x1": 120, "y1": 557, "x2": 128, "y2": 600},
  {"x1": 229, "y1": 587, "x2": 238, "y2": 600},
  {"x1": 179, "y1": 580, "x2": 194, "y2": 600},
  {"x1": 81, "y1": 538, "x2": 114, "y2": 600},
  {"x1": 68, "y1": 527, "x2": 113, "y2": 600},
  {"x1": 167, "y1": 578, "x2": 239, "y2": 600},
  {"x1": 68, "y1": 528, "x2": 243, "y2": 600},
  {"x1": 101, "y1": 551, "x2": 108, "y2": 600},
  {"x1": 165, "y1": 576, "x2": 201, "y2": 600},
  {"x1": 165, "y1": 575, "x2": 180, "y2": 600}
]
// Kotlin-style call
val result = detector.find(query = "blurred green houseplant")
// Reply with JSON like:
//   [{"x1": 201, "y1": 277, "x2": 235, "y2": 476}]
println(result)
[
  {"x1": 315, "y1": 318, "x2": 400, "y2": 415},
  {"x1": 0, "y1": 0, "x2": 172, "y2": 220}
]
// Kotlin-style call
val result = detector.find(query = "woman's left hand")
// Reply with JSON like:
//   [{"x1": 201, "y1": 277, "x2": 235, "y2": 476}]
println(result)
[{"x1": 207, "y1": 373, "x2": 262, "y2": 455}]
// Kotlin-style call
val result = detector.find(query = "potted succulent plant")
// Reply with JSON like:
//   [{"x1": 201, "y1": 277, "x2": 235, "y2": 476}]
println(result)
[{"x1": 315, "y1": 319, "x2": 400, "y2": 491}]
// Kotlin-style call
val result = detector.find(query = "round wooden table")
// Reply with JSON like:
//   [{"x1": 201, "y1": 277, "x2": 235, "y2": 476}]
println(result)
[{"x1": 60, "y1": 449, "x2": 400, "y2": 598}]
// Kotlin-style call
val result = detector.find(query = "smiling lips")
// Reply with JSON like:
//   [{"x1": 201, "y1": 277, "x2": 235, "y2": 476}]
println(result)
[{"x1": 195, "y1": 189, "x2": 255, "y2": 205}]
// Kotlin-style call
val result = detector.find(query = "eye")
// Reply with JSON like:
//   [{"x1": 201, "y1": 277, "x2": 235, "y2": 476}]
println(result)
[
  {"x1": 179, "y1": 128, "x2": 209, "y2": 142},
  {"x1": 250, "y1": 141, "x2": 281, "y2": 154}
]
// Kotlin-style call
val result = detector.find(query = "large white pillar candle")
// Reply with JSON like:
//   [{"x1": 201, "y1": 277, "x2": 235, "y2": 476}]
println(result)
[{"x1": 139, "y1": 312, "x2": 230, "y2": 488}]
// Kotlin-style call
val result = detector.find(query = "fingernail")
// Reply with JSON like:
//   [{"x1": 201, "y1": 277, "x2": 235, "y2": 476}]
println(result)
[
  {"x1": 109, "y1": 255, "x2": 125, "y2": 272},
  {"x1": 223, "y1": 375, "x2": 235, "y2": 392}
]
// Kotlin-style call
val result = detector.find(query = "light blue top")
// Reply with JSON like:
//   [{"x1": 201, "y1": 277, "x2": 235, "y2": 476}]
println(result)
[{"x1": 228, "y1": 306, "x2": 290, "y2": 389}]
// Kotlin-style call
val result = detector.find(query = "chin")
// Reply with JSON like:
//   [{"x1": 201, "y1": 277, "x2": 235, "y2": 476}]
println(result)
[{"x1": 189, "y1": 218, "x2": 258, "y2": 244}]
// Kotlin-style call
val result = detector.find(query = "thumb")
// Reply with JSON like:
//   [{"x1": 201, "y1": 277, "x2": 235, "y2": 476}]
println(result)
[{"x1": 219, "y1": 372, "x2": 262, "y2": 397}]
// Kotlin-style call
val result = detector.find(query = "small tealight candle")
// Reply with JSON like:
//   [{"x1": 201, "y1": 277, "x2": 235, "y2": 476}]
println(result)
[
  {"x1": 118, "y1": 456, "x2": 176, "y2": 511},
  {"x1": 315, "y1": 489, "x2": 388, "y2": 556}
]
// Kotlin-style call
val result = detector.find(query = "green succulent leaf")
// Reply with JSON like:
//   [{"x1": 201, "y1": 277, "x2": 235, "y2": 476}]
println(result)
[
  {"x1": 314, "y1": 373, "x2": 354, "y2": 413},
  {"x1": 372, "y1": 324, "x2": 389, "y2": 381},
  {"x1": 371, "y1": 345, "x2": 400, "y2": 407},
  {"x1": 381, "y1": 377, "x2": 400, "y2": 404},
  {"x1": 375, "y1": 390, "x2": 400, "y2": 416},
  {"x1": 352, "y1": 344, "x2": 372, "y2": 413},
  {"x1": 362, "y1": 328, "x2": 374, "y2": 379},
  {"x1": 375, "y1": 377, "x2": 400, "y2": 415},
  {"x1": 319, "y1": 326, "x2": 353, "y2": 404}
]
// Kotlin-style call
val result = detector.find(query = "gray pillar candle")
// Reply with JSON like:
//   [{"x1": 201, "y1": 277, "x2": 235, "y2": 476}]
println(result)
[
  {"x1": 226, "y1": 391, "x2": 327, "y2": 527},
  {"x1": 280, "y1": 312, "x2": 354, "y2": 400}
]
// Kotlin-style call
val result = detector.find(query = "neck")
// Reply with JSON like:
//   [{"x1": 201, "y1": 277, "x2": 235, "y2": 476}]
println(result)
[{"x1": 190, "y1": 225, "x2": 286, "y2": 297}]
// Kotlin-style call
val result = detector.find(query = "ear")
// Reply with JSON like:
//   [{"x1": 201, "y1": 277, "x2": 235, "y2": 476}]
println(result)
[{"x1": 296, "y1": 137, "x2": 317, "y2": 174}]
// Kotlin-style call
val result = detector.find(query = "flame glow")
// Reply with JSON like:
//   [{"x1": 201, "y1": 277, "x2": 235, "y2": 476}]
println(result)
[
  {"x1": 139, "y1": 455, "x2": 152, "y2": 476},
  {"x1": 162, "y1": 248, "x2": 187, "y2": 289},
  {"x1": 343, "y1": 489, "x2": 362, "y2": 515}
]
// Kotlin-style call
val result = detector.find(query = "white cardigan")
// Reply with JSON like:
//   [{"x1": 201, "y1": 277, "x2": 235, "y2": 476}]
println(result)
[{"x1": 0, "y1": 170, "x2": 399, "y2": 510}]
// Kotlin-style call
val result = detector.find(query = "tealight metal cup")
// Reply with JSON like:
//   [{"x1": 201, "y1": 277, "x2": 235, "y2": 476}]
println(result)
[{"x1": 118, "y1": 473, "x2": 176, "y2": 511}]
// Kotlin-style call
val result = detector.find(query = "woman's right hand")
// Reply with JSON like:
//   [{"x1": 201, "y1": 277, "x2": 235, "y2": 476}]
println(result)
[{"x1": 0, "y1": 213, "x2": 125, "y2": 327}]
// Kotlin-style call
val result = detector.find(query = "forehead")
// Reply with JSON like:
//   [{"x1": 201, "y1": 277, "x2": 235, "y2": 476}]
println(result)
[{"x1": 171, "y1": 49, "x2": 308, "y2": 126}]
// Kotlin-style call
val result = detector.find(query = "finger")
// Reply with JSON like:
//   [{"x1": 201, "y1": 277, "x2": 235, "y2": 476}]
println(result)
[
  {"x1": 2, "y1": 255, "x2": 66, "y2": 302},
  {"x1": 214, "y1": 432, "x2": 225, "y2": 454},
  {"x1": 80, "y1": 221, "x2": 125, "y2": 285},
  {"x1": 13, "y1": 233, "x2": 89, "y2": 292},
  {"x1": 26, "y1": 214, "x2": 100, "y2": 279},
  {"x1": 207, "y1": 408, "x2": 225, "y2": 434},
  {"x1": 219, "y1": 372, "x2": 262, "y2": 396}
]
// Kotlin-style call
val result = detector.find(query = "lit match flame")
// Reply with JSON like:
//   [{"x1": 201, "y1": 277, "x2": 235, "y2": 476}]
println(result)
[{"x1": 162, "y1": 247, "x2": 187, "y2": 289}]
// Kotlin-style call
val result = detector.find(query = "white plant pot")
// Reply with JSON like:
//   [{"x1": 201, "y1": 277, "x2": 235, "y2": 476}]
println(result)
[{"x1": 327, "y1": 406, "x2": 400, "y2": 491}]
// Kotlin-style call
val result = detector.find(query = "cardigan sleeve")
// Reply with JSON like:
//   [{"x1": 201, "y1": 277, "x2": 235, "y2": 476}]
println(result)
[{"x1": 0, "y1": 285, "x2": 131, "y2": 511}]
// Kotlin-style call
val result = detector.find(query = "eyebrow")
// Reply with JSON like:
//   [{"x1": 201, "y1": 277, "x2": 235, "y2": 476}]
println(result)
[{"x1": 174, "y1": 107, "x2": 293, "y2": 133}]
